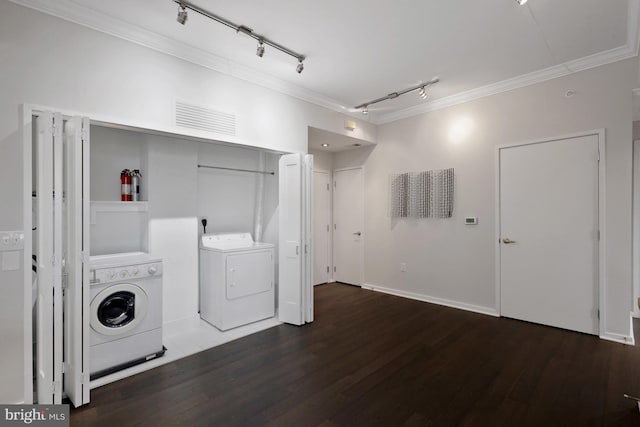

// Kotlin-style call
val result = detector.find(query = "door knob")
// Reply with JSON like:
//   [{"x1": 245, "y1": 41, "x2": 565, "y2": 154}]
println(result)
[
  {"x1": 502, "y1": 238, "x2": 516, "y2": 244},
  {"x1": 353, "y1": 232, "x2": 361, "y2": 236}
]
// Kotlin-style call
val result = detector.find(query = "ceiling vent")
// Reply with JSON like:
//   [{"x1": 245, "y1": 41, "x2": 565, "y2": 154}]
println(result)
[{"x1": 175, "y1": 101, "x2": 236, "y2": 136}]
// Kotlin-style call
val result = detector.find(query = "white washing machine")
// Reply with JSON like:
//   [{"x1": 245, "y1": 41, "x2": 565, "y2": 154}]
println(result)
[
  {"x1": 89, "y1": 252, "x2": 164, "y2": 379},
  {"x1": 199, "y1": 233, "x2": 275, "y2": 331}
]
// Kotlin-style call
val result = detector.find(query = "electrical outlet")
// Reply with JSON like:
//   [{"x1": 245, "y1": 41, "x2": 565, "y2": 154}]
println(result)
[
  {"x1": 400, "y1": 262, "x2": 407, "y2": 272},
  {"x1": 0, "y1": 231, "x2": 24, "y2": 252}
]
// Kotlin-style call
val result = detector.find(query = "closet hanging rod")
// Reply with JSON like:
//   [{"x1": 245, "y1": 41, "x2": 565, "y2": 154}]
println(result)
[{"x1": 197, "y1": 164, "x2": 275, "y2": 175}]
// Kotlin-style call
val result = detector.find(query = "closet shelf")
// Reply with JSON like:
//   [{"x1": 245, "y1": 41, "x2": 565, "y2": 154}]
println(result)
[{"x1": 90, "y1": 201, "x2": 148, "y2": 224}]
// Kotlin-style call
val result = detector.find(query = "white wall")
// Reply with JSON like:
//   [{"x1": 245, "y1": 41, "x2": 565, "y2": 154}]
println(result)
[
  {"x1": 90, "y1": 126, "x2": 148, "y2": 255},
  {"x1": 0, "y1": 1, "x2": 375, "y2": 402},
  {"x1": 366, "y1": 58, "x2": 637, "y2": 340},
  {"x1": 145, "y1": 135, "x2": 199, "y2": 325}
]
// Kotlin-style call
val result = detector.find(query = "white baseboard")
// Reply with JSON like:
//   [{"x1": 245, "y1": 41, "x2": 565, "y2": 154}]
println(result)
[
  {"x1": 600, "y1": 332, "x2": 635, "y2": 346},
  {"x1": 361, "y1": 283, "x2": 499, "y2": 317}
]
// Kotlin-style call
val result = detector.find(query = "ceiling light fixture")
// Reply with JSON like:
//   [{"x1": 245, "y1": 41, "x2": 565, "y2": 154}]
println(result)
[
  {"x1": 515, "y1": 0, "x2": 528, "y2": 5},
  {"x1": 355, "y1": 78, "x2": 439, "y2": 113},
  {"x1": 256, "y1": 40, "x2": 265, "y2": 58},
  {"x1": 321, "y1": 143, "x2": 329, "y2": 147},
  {"x1": 176, "y1": 2, "x2": 188, "y2": 25},
  {"x1": 172, "y1": 0, "x2": 306, "y2": 72}
]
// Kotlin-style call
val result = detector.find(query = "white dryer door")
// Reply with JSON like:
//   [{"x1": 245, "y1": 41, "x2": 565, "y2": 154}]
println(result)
[
  {"x1": 226, "y1": 251, "x2": 273, "y2": 300},
  {"x1": 90, "y1": 284, "x2": 148, "y2": 336}
]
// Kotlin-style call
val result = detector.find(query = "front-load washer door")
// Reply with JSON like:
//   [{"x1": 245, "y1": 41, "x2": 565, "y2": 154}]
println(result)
[{"x1": 90, "y1": 283, "x2": 148, "y2": 336}]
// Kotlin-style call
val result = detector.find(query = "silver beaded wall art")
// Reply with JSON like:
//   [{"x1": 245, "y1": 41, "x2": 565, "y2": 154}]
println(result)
[{"x1": 389, "y1": 168, "x2": 454, "y2": 218}]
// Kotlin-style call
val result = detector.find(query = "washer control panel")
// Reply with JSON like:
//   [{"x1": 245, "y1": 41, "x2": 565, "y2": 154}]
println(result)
[{"x1": 92, "y1": 262, "x2": 163, "y2": 284}]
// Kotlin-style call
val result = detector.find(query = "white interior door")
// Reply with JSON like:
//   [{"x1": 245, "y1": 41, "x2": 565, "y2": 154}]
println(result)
[
  {"x1": 333, "y1": 167, "x2": 364, "y2": 285},
  {"x1": 278, "y1": 153, "x2": 311, "y2": 325},
  {"x1": 313, "y1": 170, "x2": 330, "y2": 285},
  {"x1": 35, "y1": 111, "x2": 63, "y2": 404},
  {"x1": 63, "y1": 116, "x2": 91, "y2": 407},
  {"x1": 303, "y1": 155, "x2": 313, "y2": 323},
  {"x1": 499, "y1": 134, "x2": 600, "y2": 335}
]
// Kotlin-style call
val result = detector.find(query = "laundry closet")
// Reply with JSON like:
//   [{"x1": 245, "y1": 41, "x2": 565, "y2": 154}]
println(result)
[{"x1": 26, "y1": 107, "x2": 313, "y2": 408}]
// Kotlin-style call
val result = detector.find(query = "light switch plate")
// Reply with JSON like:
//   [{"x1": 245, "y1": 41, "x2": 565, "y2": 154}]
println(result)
[{"x1": 0, "y1": 231, "x2": 24, "y2": 252}]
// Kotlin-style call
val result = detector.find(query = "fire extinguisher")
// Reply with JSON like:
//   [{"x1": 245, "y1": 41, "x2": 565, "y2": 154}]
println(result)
[
  {"x1": 131, "y1": 169, "x2": 142, "y2": 201},
  {"x1": 121, "y1": 169, "x2": 131, "y2": 201}
]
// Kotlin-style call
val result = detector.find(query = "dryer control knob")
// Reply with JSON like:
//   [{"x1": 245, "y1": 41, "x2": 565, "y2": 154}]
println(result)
[{"x1": 148, "y1": 266, "x2": 157, "y2": 275}]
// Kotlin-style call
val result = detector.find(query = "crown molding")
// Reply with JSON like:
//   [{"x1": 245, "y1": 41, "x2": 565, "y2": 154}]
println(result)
[
  {"x1": 378, "y1": 0, "x2": 640, "y2": 124},
  {"x1": 9, "y1": 0, "x2": 640, "y2": 126},
  {"x1": 377, "y1": 43, "x2": 638, "y2": 124},
  {"x1": 8, "y1": 0, "x2": 361, "y2": 119}
]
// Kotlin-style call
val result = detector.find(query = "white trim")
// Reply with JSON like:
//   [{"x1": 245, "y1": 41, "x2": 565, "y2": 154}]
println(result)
[
  {"x1": 7, "y1": 0, "x2": 362, "y2": 121},
  {"x1": 8, "y1": 0, "x2": 640, "y2": 126},
  {"x1": 600, "y1": 331, "x2": 635, "y2": 346},
  {"x1": 20, "y1": 104, "x2": 33, "y2": 404},
  {"x1": 378, "y1": 46, "x2": 638, "y2": 124},
  {"x1": 362, "y1": 284, "x2": 500, "y2": 317},
  {"x1": 495, "y1": 129, "x2": 606, "y2": 338}
]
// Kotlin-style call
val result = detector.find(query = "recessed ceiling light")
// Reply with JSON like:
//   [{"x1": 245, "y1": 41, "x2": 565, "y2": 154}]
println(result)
[
  {"x1": 352, "y1": 143, "x2": 362, "y2": 147},
  {"x1": 515, "y1": 0, "x2": 528, "y2": 5},
  {"x1": 321, "y1": 143, "x2": 329, "y2": 147}
]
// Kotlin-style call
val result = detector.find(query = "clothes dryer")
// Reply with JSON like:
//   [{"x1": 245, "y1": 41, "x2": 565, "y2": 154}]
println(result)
[{"x1": 199, "y1": 233, "x2": 275, "y2": 330}]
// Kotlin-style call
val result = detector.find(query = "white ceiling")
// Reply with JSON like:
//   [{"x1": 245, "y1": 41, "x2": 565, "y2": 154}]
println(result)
[
  {"x1": 11, "y1": 0, "x2": 640, "y2": 123},
  {"x1": 308, "y1": 127, "x2": 375, "y2": 153}
]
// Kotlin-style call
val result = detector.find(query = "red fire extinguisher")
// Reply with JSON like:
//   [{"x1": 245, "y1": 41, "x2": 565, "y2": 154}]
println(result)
[{"x1": 121, "y1": 169, "x2": 132, "y2": 201}]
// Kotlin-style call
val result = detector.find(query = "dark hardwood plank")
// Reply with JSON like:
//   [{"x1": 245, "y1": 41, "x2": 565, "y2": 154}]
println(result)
[{"x1": 71, "y1": 283, "x2": 640, "y2": 427}]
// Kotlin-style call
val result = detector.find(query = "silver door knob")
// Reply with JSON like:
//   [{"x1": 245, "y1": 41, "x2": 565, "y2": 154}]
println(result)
[
  {"x1": 502, "y1": 238, "x2": 516, "y2": 244},
  {"x1": 353, "y1": 232, "x2": 361, "y2": 236}
]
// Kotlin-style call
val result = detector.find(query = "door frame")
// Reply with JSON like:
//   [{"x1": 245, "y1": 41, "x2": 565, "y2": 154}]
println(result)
[
  {"x1": 494, "y1": 129, "x2": 606, "y2": 336},
  {"x1": 313, "y1": 169, "x2": 332, "y2": 285},
  {"x1": 332, "y1": 166, "x2": 365, "y2": 286}
]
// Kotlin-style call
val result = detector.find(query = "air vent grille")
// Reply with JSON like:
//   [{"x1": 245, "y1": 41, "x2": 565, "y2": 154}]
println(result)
[{"x1": 175, "y1": 102, "x2": 236, "y2": 136}]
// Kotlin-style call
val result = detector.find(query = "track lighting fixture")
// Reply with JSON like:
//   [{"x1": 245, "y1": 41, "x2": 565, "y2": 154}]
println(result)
[
  {"x1": 176, "y1": 3, "x2": 188, "y2": 25},
  {"x1": 355, "y1": 78, "x2": 439, "y2": 113},
  {"x1": 256, "y1": 40, "x2": 265, "y2": 58},
  {"x1": 173, "y1": 0, "x2": 306, "y2": 73},
  {"x1": 515, "y1": 0, "x2": 528, "y2": 5}
]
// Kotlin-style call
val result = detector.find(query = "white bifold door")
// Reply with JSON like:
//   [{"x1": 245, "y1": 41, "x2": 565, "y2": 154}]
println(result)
[
  {"x1": 278, "y1": 153, "x2": 313, "y2": 325},
  {"x1": 499, "y1": 133, "x2": 600, "y2": 335},
  {"x1": 32, "y1": 111, "x2": 90, "y2": 406}
]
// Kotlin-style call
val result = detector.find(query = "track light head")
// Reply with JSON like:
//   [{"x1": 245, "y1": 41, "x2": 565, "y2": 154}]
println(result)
[
  {"x1": 177, "y1": 3, "x2": 188, "y2": 25},
  {"x1": 296, "y1": 60, "x2": 304, "y2": 74},
  {"x1": 362, "y1": 105, "x2": 368, "y2": 115},
  {"x1": 419, "y1": 86, "x2": 427, "y2": 100},
  {"x1": 256, "y1": 40, "x2": 265, "y2": 58},
  {"x1": 515, "y1": 0, "x2": 528, "y2": 5}
]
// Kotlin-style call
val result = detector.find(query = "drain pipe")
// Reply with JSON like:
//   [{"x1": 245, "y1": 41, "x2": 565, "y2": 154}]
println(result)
[{"x1": 253, "y1": 151, "x2": 266, "y2": 243}]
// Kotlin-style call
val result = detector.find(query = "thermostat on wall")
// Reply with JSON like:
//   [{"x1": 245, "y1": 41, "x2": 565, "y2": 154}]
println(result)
[{"x1": 465, "y1": 217, "x2": 478, "y2": 225}]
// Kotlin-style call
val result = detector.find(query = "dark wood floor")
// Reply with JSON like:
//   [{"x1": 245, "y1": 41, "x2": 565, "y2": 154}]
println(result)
[{"x1": 72, "y1": 283, "x2": 640, "y2": 427}]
